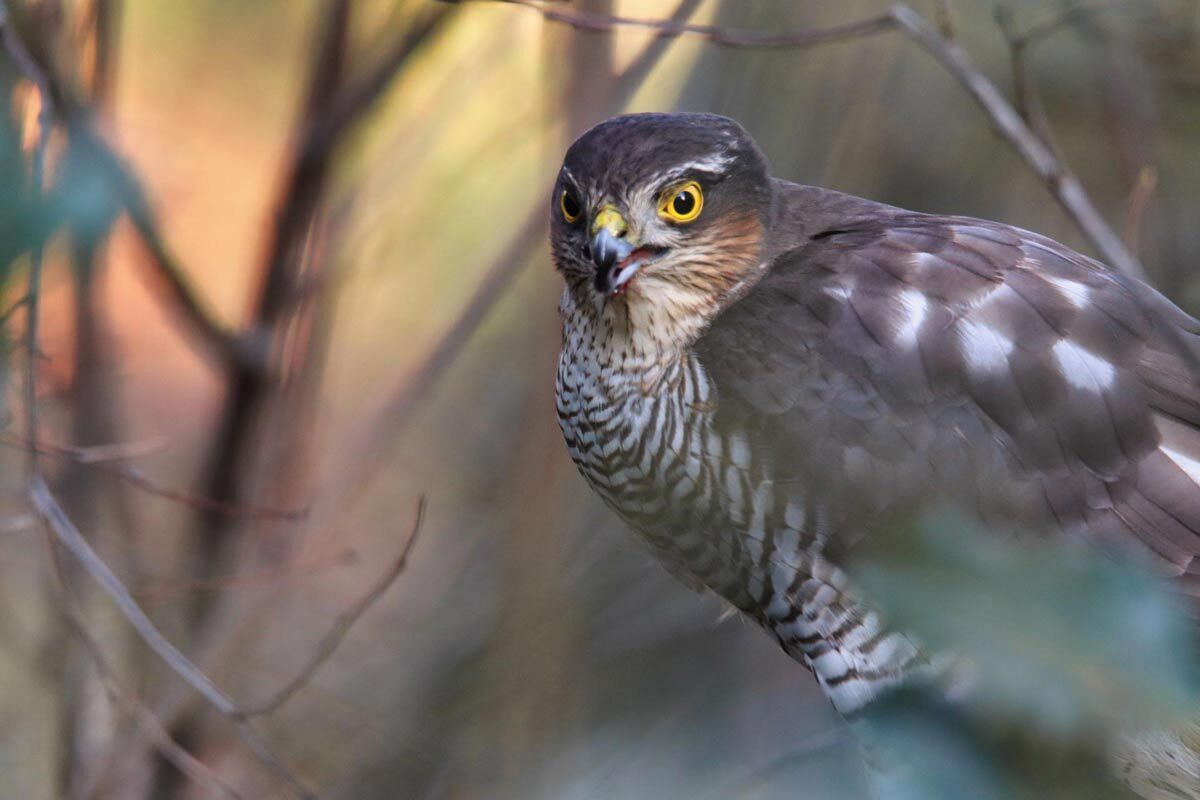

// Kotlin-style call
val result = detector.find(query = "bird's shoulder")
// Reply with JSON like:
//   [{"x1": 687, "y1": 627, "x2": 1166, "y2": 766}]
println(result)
[{"x1": 694, "y1": 186, "x2": 1200, "y2": 582}]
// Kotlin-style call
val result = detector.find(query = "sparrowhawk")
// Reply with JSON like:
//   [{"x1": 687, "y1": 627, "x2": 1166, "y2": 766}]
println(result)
[{"x1": 551, "y1": 112, "x2": 1200, "y2": 796}]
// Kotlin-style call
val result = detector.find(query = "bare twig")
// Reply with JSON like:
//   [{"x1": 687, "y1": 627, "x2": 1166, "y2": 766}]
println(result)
[
  {"x1": 309, "y1": 5, "x2": 455, "y2": 160},
  {"x1": 1123, "y1": 165, "x2": 1158, "y2": 254},
  {"x1": 42, "y1": 540, "x2": 247, "y2": 800},
  {"x1": 476, "y1": 0, "x2": 1147, "y2": 281},
  {"x1": 1005, "y1": 0, "x2": 1132, "y2": 50},
  {"x1": 1, "y1": 0, "x2": 256, "y2": 373},
  {"x1": 2, "y1": 437, "x2": 306, "y2": 520},
  {"x1": 29, "y1": 477, "x2": 318, "y2": 799},
  {"x1": 327, "y1": 0, "x2": 703, "y2": 509},
  {"x1": 0, "y1": 1, "x2": 54, "y2": 116},
  {"x1": 887, "y1": 2, "x2": 1147, "y2": 281},
  {"x1": 235, "y1": 497, "x2": 425, "y2": 718},
  {"x1": 135, "y1": 548, "x2": 357, "y2": 600},
  {"x1": 995, "y1": 6, "x2": 1061, "y2": 156},
  {"x1": 30, "y1": 476, "x2": 241, "y2": 715},
  {"x1": 491, "y1": 0, "x2": 898, "y2": 50}
]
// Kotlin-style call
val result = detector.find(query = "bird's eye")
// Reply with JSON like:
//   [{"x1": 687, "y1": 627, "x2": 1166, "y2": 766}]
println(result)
[
  {"x1": 560, "y1": 190, "x2": 582, "y2": 223},
  {"x1": 659, "y1": 181, "x2": 703, "y2": 223}
]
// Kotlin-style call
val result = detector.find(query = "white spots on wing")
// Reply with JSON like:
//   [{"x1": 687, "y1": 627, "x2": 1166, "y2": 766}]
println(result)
[
  {"x1": 958, "y1": 319, "x2": 1013, "y2": 373},
  {"x1": 1046, "y1": 276, "x2": 1091, "y2": 309},
  {"x1": 824, "y1": 285, "x2": 852, "y2": 301},
  {"x1": 1162, "y1": 445, "x2": 1200, "y2": 486},
  {"x1": 909, "y1": 252, "x2": 941, "y2": 272},
  {"x1": 1052, "y1": 338, "x2": 1116, "y2": 392},
  {"x1": 894, "y1": 289, "x2": 928, "y2": 347}
]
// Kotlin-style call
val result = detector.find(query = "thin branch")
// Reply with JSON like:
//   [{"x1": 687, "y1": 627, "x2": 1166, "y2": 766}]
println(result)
[
  {"x1": 995, "y1": 6, "x2": 1061, "y2": 157},
  {"x1": 887, "y1": 2, "x2": 1147, "y2": 281},
  {"x1": 491, "y1": 0, "x2": 899, "y2": 49},
  {"x1": 3, "y1": 437, "x2": 306, "y2": 520},
  {"x1": 0, "y1": 1, "x2": 257, "y2": 373},
  {"x1": 235, "y1": 497, "x2": 425, "y2": 719},
  {"x1": 308, "y1": 5, "x2": 455, "y2": 163},
  {"x1": 42, "y1": 540, "x2": 247, "y2": 800},
  {"x1": 29, "y1": 477, "x2": 318, "y2": 798},
  {"x1": 1122, "y1": 165, "x2": 1157, "y2": 254},
  {"x1": 135, "y1": 548, "x2": 357, "y2": 600},
  {"x1": 475, "y1": 0, "x2": 1147, "y2": 282},
  {"x1": 30, "y1": 476, "x2": 241, "y2": 715},
  {"x1": 0, "y1": 1, "x2": 54, "y2": 116},
  {"x1": 1005, "y1": 0, "x2": 1132, "y2": 50},
  {"x1": 328, "y1": 2, "x2": 702, "y2": 505},
  {"x1": 608, "y1": 0, "x2": 705, "y2": 109}
]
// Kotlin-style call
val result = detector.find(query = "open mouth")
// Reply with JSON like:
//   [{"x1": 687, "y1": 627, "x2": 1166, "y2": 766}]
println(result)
[{"x1": 606, "y1": 246, "x2": 667, "y2": 296}]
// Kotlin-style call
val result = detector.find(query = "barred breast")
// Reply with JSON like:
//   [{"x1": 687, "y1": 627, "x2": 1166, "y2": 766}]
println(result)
[{"x1": 556, "y1": 300, "x2": 923, "y2": 715}]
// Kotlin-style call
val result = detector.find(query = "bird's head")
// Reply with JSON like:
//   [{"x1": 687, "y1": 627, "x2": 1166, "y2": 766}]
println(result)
[{"x1": 551, "y1": 113, "x2": 772, "y2": 328}]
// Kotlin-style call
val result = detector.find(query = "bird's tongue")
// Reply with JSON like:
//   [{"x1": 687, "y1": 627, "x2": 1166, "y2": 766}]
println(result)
[{"x1": 609, "y1": 247, "x2": 659, "y2": 296}]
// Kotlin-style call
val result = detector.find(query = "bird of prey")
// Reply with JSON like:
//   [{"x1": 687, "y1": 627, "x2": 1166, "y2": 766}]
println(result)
[{"x1": 551, "y1": 112, "x2": 1200, "y2": 796}]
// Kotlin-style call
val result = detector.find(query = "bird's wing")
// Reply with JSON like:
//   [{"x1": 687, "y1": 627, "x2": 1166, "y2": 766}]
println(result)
[{"x1": 697, "y1": 209, "x2": 1200, "y2": 587}]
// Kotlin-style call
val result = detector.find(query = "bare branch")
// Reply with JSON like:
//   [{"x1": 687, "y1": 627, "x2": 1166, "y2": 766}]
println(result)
[
  {"x1": 235, "y1": 497, "x2": 426, "y2": 718},
  {"x1": 41, "y1": 542, "x2": 247, "y2": 800},
  {"x1": 29, "y1": 477, "x2": 318, "y2": 798},
  {"x1": 1123, "y1": 165, "x2": 1158, "y2": 254},
  {"x1": 0, "y1": 1, "x2": 54, "y2": 116},
  {"x1": 887, "y1": 2, "x2": 1147, "y2": 281},
  {"x1": 0, "y1": 1, "x2": 257, "y2": 373},
  {"x1": 30, "y1": 476, "x2": 242, "y2": 715},
  {"x1": 471, "y1": 0, "x2": 1147, "y2": 282},
  {"x1": 493, "y1": 0, "x2": 898, "y2": 50},
  {"x1": 4, "y1": 437, "x2": 307, "y2": 520},
  {"x1": 995, "y1": 6, "x2": 1061, "y2": 155}
]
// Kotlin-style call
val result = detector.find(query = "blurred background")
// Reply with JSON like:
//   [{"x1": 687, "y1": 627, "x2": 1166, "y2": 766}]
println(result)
[{"x1": 2, "y1": 1, "x2": 1200, "y2": 798}]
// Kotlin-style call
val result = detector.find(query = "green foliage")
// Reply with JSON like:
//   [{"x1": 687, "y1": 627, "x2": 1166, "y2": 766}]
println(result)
[{"x1": 852, "y1": 510, "x2": 1200, "y2": 798}]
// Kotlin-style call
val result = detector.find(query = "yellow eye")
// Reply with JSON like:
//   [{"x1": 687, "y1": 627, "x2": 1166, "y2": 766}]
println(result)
[
  {"x1": 560, "y1": 190, "x2": 582, "y2": 223},
  {"x1": 659, "y1": 181, "x2": 703, "y2": 223}
]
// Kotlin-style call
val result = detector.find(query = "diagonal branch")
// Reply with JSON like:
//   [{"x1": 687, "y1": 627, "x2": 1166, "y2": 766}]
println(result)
[
  {"x1": 29, "y1": 476, "x2": 318, "y2": 799},
  {"x1": 476, "y1": 0, "x2": 1148, "y2": 281},
  {"x1": 41, "y1": 540, "x2": 247, "y2": 800},
  {"x1": 886, "y1": 2, "x2": 1146, "y2": 281},
  {"x1": 235, "y1": 497, "x2": 426, "y2": 718},
  {"x1": 491, "y1": 0, "x2": 898, "y2": 49}
]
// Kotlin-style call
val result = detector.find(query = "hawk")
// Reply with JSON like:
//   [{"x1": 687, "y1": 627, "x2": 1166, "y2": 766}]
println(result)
[{"x1": 551, "y1": 112, "x2": 1200, "y2": 795}]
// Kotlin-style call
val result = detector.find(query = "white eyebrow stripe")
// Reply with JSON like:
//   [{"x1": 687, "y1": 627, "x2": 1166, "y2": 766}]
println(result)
[{"x1": 661, "y1": 153, "x2": 735, "y2": 181}]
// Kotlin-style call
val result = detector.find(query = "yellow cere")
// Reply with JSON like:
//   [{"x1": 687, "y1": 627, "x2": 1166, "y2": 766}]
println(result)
[
  {"x1": 659, "y1": 181, "x2": 703, "y2": 223},
  {"x1": 591, "y1": 205, "x2": 628, "y2": 236}
]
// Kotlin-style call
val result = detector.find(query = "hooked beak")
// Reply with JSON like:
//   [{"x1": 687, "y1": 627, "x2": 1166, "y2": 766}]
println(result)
[
  {"x1": 589, "y1": 205, "x2": 663, "y2": 296},
  {"x1": 590, "y1": 206, "x2": 634, "y2": 294}
]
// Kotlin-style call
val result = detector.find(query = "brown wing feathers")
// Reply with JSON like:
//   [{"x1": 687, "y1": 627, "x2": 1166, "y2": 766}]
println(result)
[{"x1": 700, "y1": 188, "x2": 1200, "y2": 587}]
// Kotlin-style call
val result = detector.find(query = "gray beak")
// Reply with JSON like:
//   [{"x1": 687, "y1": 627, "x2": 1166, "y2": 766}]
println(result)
[{"x1": 591, "y1": 228, "x2": 634, "y2": 293}]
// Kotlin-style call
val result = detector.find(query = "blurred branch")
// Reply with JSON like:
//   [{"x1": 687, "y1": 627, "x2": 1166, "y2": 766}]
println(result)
[
  {"x1": 490, "y1": 0, "x2": 898, "y2": 49},
  {"x1": 474, "y1": 0, "x2": 1147, "y2": 281},
  {"x1": 1123, "y1": 165, "x2": 1157, "y2": 254},
  {"x1": 0, "y1": 0, "x2": 258, "y2": 371},
  {"x1": 6, "y1": 437, "x2": 308, "y2": 520},
  {"x1": 0, "y1": 1, "x2": 52, "y2": 112},
  {"x1": 995, "y1": 7, "x2": 1062, "y2": 158},
  {"x1": 235, "y1": 496, "x2": 425, "y2": 719},
  {"x1": 136, "y1": 548, "x2": 357, "y2": 600},
  {"x1": 330, "y1": 0, "x2": 703, "y2": 508},
  {"x1": 886, "y1": 3, "x2": 1147, "y2": 280},
  {"x1": 41, "y1": 541, "x2": 247, "y2": 800},
  {"x1": 29, "y1": 477, "x2": 318, "y2": 799},
  {"x1": 308, "y1": 5, "x2": 455, "y2": 159}
]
